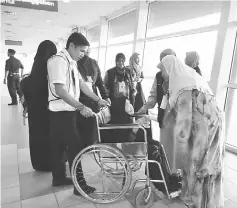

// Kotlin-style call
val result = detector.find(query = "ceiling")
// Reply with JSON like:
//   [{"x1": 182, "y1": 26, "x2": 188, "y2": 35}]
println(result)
[{"x1": 1, "y1": 0, "x2": 134, "y2": 55}]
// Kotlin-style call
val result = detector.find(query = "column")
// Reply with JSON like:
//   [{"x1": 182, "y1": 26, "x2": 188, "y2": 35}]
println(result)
[
  {"x1": 210, "y1": 1, "x2": 237, "y2": 110},
  {"x1": 132, "y1": 1, "x2": 149, "y2": 64},
  {"x1": 98, "y1": 16, "x2": 109, "y2": 74}
]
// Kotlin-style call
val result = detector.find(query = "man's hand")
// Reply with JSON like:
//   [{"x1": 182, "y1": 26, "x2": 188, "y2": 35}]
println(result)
[
  {"x1": 137, "y1": 106, "x2": 147, "y2": 115},
  {"x1": 79, "y1": 106, "x2": 94, "y2": 118},
  {"x1": 98, "y1": 99, "x2": 110, "y2": 108},
  {"x1": 3, "y1": 78, "x2": 6, "y2": 84}
]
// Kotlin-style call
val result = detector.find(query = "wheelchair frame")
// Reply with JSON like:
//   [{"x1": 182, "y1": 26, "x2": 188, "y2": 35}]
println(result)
[{"x1": 71, "y1": 114, "x2": 181, "y2": 207}]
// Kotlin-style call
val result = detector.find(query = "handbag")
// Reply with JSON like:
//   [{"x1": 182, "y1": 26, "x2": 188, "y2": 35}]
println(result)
[{"x1": 96, "y1": 106, "x2": 111, "y2": 126}]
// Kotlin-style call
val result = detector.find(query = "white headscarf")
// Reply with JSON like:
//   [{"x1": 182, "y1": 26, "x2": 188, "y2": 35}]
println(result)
[{"x1": 161, "y1": 55, "x2": 213, "y2": 108}]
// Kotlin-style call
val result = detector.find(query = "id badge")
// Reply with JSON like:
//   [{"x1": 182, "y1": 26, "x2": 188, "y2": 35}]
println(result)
[
  {"x1": 160, "y1": 95, "x2": 168, "y2": 109},
  {"x1": 118, "y1": 81, "x2": 126, "y2": 93},
  {"x1": 87, "y1": 76, "x2": 93, "y2": 83}
]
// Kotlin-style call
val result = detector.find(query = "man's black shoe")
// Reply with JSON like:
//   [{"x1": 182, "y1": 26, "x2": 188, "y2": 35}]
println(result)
[
  {"x1": 8, "y1": 102, "x2": 18, "y2": 106},
  {"x1": 52, "y1": 177, "x2": 73, "y2": 187},
  {"x1": 73, "y1": 185, "x2": 96, "y2": 196}
]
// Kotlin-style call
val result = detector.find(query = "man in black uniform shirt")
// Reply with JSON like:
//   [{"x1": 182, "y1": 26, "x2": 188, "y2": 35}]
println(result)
[
  {"x1": 3, "y1": 49, "x2": 24, "y2": 105},
  {"x1": 76, "y1": 48, "x2": 110, "y2": 147}
]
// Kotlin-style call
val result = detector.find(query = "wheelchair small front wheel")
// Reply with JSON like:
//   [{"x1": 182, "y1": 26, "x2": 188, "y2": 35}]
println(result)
[{"x1": 135, "y1": 188, "x2": 154, "y2": 208}]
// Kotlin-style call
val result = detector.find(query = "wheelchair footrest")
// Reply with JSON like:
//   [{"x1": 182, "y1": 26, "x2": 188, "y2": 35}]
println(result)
[{"x1": 169, "y1": 190, "x2": 181, "y2": 198}]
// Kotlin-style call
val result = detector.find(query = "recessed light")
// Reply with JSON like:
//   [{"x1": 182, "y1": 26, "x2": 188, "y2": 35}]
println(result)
[
  {"x1": 63, "y1": 0, "x2": 70, "y2": 3},
  {"x1": 2, "y1": 11, "x2": 16, "y2": 15},
  {"x1": 46, "y1": 20, "x2": 52, "y2": 23},
  {"x1": 4, "y1": 23, "x2": 13, "y2": 26}
]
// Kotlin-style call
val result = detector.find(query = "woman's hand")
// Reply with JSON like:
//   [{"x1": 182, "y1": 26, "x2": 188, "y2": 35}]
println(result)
[
  {"x1": 162, "y1": 81, "x2": 169, "y2": 95},
  {"x1": 105, "y1": 98, "x2": 111, "y2": 105},
  {"x1": 125, "y1": 99, "x2": 134, "y2": 115}
]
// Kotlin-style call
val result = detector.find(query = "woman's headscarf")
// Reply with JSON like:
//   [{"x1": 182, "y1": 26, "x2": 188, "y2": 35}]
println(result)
[
  {"x1": 160, "y1": 48, "x2": 176, "y2": 61},
  {"x1": 129, "y1": 52, "x2": 142, "y2": 79},
  {"x1": 185, "y1": 51, "x2": 202, "y2": 76},
  {"x1": 30, "y1": 40, "x2": 57, "y2": 103},
  {"x1": 185, "y1": 51, "x2": 200, "y2": 68},
  {"x1": 161, "y1": 55, "x2": 213, "y2": 108},
  {"x1": 115, "y1": 53, "x2": 125, "y2": 63}
]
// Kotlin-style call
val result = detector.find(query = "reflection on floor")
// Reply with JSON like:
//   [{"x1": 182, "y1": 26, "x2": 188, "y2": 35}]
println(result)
[{"x1": 1, "y1": 90, "x2": 237, "y2": 208}]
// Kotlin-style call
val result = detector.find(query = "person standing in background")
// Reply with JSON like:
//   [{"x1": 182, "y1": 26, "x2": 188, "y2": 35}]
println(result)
[
  {"x1": 128, "y1": 52, "x2": 145, "y2": 112},
  {"x1": 185, "y1": 51, "x2": 202, "y2": 76},
  {"x1": 20, "y1": 40, "x2": 57, "y2": 171},
  {"x1": 104, "y1": 53, "x2": 136, "y2": 105},
  {"x1": 137, "y1": 48, "x2": 176, "y2": 128},
  {"x1": 3, "y1": 49, "x2": 24, "y2": 105},
  {"x1": 76, "y1": 47, "x2": 110, "y2": 147}
]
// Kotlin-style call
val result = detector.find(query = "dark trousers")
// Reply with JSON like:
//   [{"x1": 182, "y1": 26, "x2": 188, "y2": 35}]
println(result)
[
  {"x1": 7, "y1": 74, "x2": 22, "y2": 103},
  {"x1": 49, "y1": 111, "x2": 85, "y2": 184},
  {"x1": 76, "y1": 113, "x2": 98, "y2": 148}
]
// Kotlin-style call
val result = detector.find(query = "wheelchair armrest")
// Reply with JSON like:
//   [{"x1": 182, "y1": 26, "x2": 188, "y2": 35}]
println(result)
[{"x1": 99, "y1": 123, "x2": 139, "y2": 130}]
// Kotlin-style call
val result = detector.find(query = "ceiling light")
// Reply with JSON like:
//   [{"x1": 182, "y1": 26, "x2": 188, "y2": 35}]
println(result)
[
  {"x1": 62, "y1": 0, "x2": 70, "y2": 2},
  {"x1": 46, "y1": 20, "x2": 52, "y2": 23},
  {"x1": 4, "y1": 23, "x2": 13, "y2": 26},
  {"x1": 2, "y1": 11, "x2": 16, "y2": 15}
]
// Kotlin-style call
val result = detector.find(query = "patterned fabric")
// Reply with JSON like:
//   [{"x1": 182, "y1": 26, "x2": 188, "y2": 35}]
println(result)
[
  {"x1": 161, "y1": 55, "x2": 213, "y2": 109},
  {"x1": 161, "y1": 90, "x2": 225, "y2": 208}
]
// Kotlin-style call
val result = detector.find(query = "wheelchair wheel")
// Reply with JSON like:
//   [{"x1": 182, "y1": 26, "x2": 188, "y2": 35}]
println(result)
[
  {"x1": 135, "y1": 188, "x2": 155, "y2": 208},
  {"x1": 94, "y1": 152, "x2": 142, "y2": 175},
  {"x1": 71, "y1": 144, "x2": 132, "y2": 204}
]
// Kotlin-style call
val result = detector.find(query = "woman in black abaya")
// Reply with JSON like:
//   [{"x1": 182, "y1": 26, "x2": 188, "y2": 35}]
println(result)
[{"x1": 21, "y1": 40, "x2": 57, "y2": 171}]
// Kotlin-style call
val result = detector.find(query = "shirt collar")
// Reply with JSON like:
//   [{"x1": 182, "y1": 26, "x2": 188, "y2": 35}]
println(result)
[{"x1": 61, "y1": 48, "x2": 76, "y2": 65}]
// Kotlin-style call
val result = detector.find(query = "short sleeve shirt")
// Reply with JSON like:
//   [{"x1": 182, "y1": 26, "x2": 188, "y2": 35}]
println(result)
[{"x1": 47, "y1": 49, "x2": 81, "y2": 112}]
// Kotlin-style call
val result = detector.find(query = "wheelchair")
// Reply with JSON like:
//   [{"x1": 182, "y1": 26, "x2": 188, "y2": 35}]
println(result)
[{"x1": 71, "y1": 111, "x2": 182, "y2": 208}]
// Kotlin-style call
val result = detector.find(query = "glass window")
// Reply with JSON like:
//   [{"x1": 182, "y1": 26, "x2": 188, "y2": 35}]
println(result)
[
  {"x1": 87, "y1": 25, "x2": 100, "y2": 48},
  {"x1": 147, "y1": 1, "x2": 221, "y2": 37},
  {"x1": 142, "y1": 30, "x2": 218, "y2": 81},
  {"x1": 98, "y1": 47, "x2": 107, "y2": 77},
  {"x1": 107, "y1": 10, "x2": 137, "y2": 45},
  {"x1": 229, "y1": 33, "x2": 237, "y2": 84},
  {"x1": 105, "y1": 44, "x2": 133, "y2": 71},
  {"x1": 225, "y1": 89, "x2": 237, "y2": 148},
  {"x1": 89, "y1": 48, "x2": 99, "y2": 61}
]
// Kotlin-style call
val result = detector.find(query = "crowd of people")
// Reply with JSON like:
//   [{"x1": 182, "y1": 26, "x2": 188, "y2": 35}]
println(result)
[{"x1": 3, "y1": 32, "x2": 225, "y2": 208}]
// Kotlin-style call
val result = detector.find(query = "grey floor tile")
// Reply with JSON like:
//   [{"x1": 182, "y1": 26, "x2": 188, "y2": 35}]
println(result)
[
  {"x1": 68, "y1": 202, "x2": 96, "y2": 208},
  {"x1": 229, "y1": 195, "x2": 237, "y2": 204},
  {"x1": 96, "y1": 200, "x2": 134, "y2": 208},
  {"x1": 224, "y1": 200, "x2": 237, "y2": 208},
  {"x1": 224, "y1": 180, "x2": 237, "y2": 200},
  {"x1": 1, "y1": 187, "x2": 20, "y2": 205},
  {"x1": 1, "y1": 164, "x2": 19, "y2": 177},
  {"x1": 55, "y1": 188, "x2": 88, "y2": 208},
  {"x1": 1, "y1": 201, "x2": 21, "y2": 208},
  {"x1": 224, "y1": 166, "x2": 237, "y2": 185},
  {"x1": 19, "y1": 171, "x2": 53, "y2": 200},
  {"x1": 1, "y1": 175, "x2": 20, "y2": 190},
  {"x1": 21, "y1": 193, "x2": 58, "y2": 208}
]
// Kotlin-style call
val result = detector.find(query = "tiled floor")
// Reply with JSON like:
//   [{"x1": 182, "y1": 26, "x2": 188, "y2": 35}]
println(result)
[{"x1": 1, "y1": 87, "x2": 237, "y2": 208}]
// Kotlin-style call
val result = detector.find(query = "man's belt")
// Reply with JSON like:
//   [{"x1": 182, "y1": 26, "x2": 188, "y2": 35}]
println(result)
[{"x1": 9, "y1": 72, "x2": 19, "y2": 76}]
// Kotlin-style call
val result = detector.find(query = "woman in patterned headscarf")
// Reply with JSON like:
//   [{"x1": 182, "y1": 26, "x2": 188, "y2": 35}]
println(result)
[
  {"x1": 159, "y1": 55, "x2": 225, "y2": 208},
  {"x1": 128, "y1": 52, "x2": 146, "y2": 112}
]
